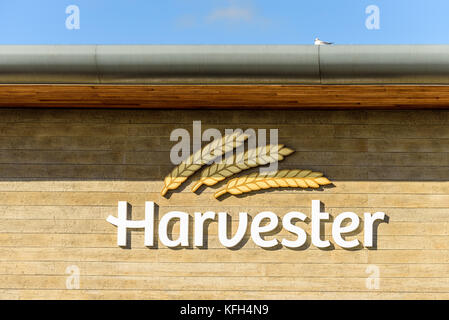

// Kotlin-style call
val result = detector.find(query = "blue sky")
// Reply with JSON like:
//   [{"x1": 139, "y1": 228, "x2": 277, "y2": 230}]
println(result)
[{"x1": 0, "y1": 0, "x2": 447, "y2": 44}]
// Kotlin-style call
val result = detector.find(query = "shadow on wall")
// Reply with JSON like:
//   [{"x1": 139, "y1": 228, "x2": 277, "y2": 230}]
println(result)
[{"x1": 0, "y1": 109, "x2": 447, "y2": 182}]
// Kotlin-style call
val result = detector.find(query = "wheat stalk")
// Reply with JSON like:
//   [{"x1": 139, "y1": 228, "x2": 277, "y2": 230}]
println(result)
[
  {"x1": 191, "y1": 144, "x2": 294, "y2": 192},
  {"x1": 161, "y1": 131, "x2": 248, "y2": 196},
  {"x1": 214, "y1": 169, "x2": 332, "y2": 198}
]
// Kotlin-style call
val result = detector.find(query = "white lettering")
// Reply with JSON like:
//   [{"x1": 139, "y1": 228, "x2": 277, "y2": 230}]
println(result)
[
  {"x1": 218, "y1": 212, "x2": 248, "y2": 248},
  {"x1": 332, "y1": 212, "x2": 360, "y2": 248},
  {"x1": 364, "y1": 212, "x2": 387, "y2": 248},
  {"x1": 159, "y1": 211, "x2": 189, "y2": 247},
  {"x1": 107, "y1": 201, "x2": 388, "y2": 249},
  {"x1": 281, "y1": 211, "x2": 308, "y2": 248},
  {"x1": 311, "y1": 200, "x2": 331, "y2": 248},
  {"x1": 194, "y1": 211, "x2": 216, "y2": 247},
  {"x1": 251, "y1": 211, "x2": 279, "y2": 248}
]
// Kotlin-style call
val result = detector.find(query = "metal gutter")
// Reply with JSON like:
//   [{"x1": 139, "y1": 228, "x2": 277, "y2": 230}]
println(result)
[{"x1": 0, "y1": 45, "x2": 449, "y2": 84}]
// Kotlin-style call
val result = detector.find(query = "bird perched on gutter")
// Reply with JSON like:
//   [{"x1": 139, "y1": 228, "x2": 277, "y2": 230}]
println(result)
[{"x1": 314, "y1": 37, "x2": 333, "y2": 45}]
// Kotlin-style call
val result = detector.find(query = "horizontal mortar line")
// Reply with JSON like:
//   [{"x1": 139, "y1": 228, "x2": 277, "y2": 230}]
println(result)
[
  {"x1": 0, "y1": 134, "x2": 449, "y2": 143},
  {"x1": 0, "y1": 150, "x2": 118, "y2": 153},
  {"x1": 0, "y1": 123, "x2": 447, "y2": 128},
  {"x1": 2, "y1": 135, "x2": 449, "y2": 140},
  {"x1": 1, "y1": 138, "x2": 449, "y2": 142},
  {"x1": 129, "y1": 137, "x2": 449, "y2": 140},
  {"x1": 2, "y1": 206, "x2": 449, "y2": 210},
  {"x1": 2, "y1": 205, "x2": 449, "y2": 209},
  {"x1": 0, "y1": 230, "x2": 445, "y2": 238},
  {"x1": 3, "y1": 218, "x2": 448, "y2": 222},
  {"x1": 1, "y1": 205, "x2": 449, "y2": 209},
  {"x1": 0, "y1": 150, "x2": 446, "y2": 154},
  {"x1": 0, "y1": 117, "x2": 448, "y2": 124},
  {"x1": 3, "y1": 275, "x2": 449, "y2": 279},
  {"x1": 7, "y1": 232, "x2": 128, "y2": 235},
  {"x1": 0, "y1": 149, "x2": 126, "y2": 152},
  {"x1": 0, "y1": 149, "x2": 448, "y2": 155},
  {"x1": 2, "y1": 179, "x2": 448, "y2": 183},
  {"x1": 0, "y1": 203, "x2": 448, "y2": 207},
  {"x1": 0, "y1": 120, "x2": 448, "y2": 125},
  {"x1": 3, "y1": 260, "x2": 449, "y2": 265},
  {"x1": 1, "y1": 163, "x2": 449, "y2": 168},
  {"x1": 0, "y1": 234, "x2": 445, "y2": 237},
  {"x1": 0, "y1": 147, "x2": 449, "y2": 154},
  {"x1": 3, "y1": 232, "x2": 449, "y2": 236},
  {"x1": 2, "y1": 217, "x2": 448, "y2": 222},
  {"x1": 156, "y1": 164, "x2": 449, "y2": 168},
  {"x1": 0, "y1": 196, "x2": 448, "y2": 200},
  {"x1": 0, "y1": 289, "x2": 448, "y2": 294},
  {"x1": 1, "y1": 262, "x2": 446, "y2": 266},
  {"x1": 0, "y1": 215, "x2": 446, "y2": 220},
  {"x1": 0, "y1": 247, "x2": 447, "y2": 251},
  {"x1": 1, "y1": 245, "x2": 448, "y2": 251},
  {"x1": 2, "y1": 190, "x2": 449, "y2": 195},
  {"x1": 1, "y1": 167, "x2": 449, "y2": 173},
  {"x1": 0, "y1": 138, "x2": 449, "y2": 143}
]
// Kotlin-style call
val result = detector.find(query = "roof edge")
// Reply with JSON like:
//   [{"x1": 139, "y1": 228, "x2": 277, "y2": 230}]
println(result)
[{"x1": 1, "y1": 45, "x2": 449, "y2": 85}]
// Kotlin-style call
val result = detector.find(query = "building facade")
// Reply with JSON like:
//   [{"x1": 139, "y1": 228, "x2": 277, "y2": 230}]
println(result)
[{"x1": 0, "y1": 46, "x2": 448, "y2": 299}]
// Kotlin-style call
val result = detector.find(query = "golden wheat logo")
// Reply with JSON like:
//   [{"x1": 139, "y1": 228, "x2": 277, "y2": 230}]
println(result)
[
  {"x1": 161, "y1": 133, "x2": 332, "y2": 198},
  {"x1": 214, "y1": 170, "x2": 331, "y2": 198},
  {"x1": 161, "y1": 131, "x2": 248, "y2": 196}
]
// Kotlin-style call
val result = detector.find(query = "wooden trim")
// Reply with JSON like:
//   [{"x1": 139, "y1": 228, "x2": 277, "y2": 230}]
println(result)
[{"x1": 1, "y1": 84, "x2": 449, "y2": 109}]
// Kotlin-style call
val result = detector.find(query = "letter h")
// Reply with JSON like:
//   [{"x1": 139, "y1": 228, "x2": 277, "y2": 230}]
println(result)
[{"x1": 107, "y1": 201, "x2": 154, "y2": 247}]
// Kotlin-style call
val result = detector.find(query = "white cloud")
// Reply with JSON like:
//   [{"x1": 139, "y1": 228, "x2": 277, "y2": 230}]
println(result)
[{"x1": 207, "y1": 5, "x2": 254, "y2": 23}]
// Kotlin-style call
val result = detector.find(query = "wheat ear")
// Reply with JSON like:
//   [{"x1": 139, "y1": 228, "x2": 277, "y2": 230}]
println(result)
[
  {"x1": 214, "y1": 169, "x2": 332, "y2": 198},
  {"x1": 161, "y1": 131, "x2": 248, "y2": 196},
  {"x1": 191, "y1": 144, "x2": 294, "y2": 192}
]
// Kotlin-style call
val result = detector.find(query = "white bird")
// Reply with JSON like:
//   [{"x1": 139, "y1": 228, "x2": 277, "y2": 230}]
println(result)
[{"x1": 314, "y1": 37, "x2": 333, "y2": 45}]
